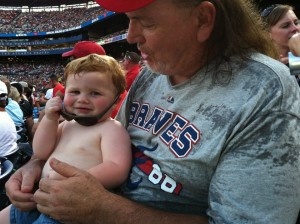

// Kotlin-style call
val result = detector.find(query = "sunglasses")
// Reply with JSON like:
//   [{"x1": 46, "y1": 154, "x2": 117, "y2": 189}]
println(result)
[
  {"x1": 261, "y1": 4, "x2": 280, "y2": 17},
  {"x1": 0, "y1": 93, "x2": 7, "y2": 101},
  {"x1": 60, "y1": 95, "x2": 119, "y2": 126}
]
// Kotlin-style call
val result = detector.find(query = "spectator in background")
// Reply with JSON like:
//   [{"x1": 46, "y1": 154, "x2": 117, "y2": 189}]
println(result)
[
  {"x1": 261, "y1": 4, "x2": 300, "y2": 64},
  {"x1": 19, "y1": 81, "x2": 28, "y2": 91},
  {"x1": 261, "y1": 4, "x2": 300, "y2": 86},
  {"x1": 48, "y1": 74, "x2": 65, "y2": 99},
  {"x1": 122, "y1": 51, "x2": 141, "y2": 91},
  {"x1": 39, "y1": 82, "x2": 53, "y2": 106},
  {"x1": 25, "y1": 83, "x2": 36, "y2": 107},
  {"x1": 62, "y1": 40, "x2": 106, "y2": 60},
  {"x1": 0, "y1": 80, "x2": 18, "y2": 158},
  {"x1": 11, "y1": 82, "x2": 34, "y2": 143},
  {"x1": 9, "y1": 86, "x2": 22, "y2": 104},
  {"x1": 32, "y1": 82, "x2": 53, "y2": 135},
  {"x1": 62, "y1": 40, "x2": 126, "y2": 118},
  {"x1": 37, "y1": 92, "x2": 46, "y2": 107},
  {"x1": 24, "y1": 86, "x2": 33, "y2": 108},
  {"x1": 0, "y1": 77, "x2": 24, "y2": 129}
]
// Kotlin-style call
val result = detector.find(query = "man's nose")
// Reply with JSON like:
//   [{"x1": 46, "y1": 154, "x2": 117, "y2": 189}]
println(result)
[{"x1": 127, "y1": 21, "x2": 145, "y2": 44}]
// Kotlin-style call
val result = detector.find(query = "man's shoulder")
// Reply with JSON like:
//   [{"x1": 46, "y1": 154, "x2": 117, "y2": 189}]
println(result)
[
  {"x1": 55, "y1": 83, "x2": 64, "y2": 89},
  {"x1": 248, "y1": 53, "x2": 290, "y2": 77},
  {"x1": 231, "y1": 53, "x2": 294, "y2": 88},
  {"x1": 246, "y1": 53, "x2": 300, "y2": 113}
]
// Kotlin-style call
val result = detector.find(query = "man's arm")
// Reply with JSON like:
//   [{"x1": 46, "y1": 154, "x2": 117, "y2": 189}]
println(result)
[{"x1": 34, "y1": 158, "x2": 208, "y2": 224}]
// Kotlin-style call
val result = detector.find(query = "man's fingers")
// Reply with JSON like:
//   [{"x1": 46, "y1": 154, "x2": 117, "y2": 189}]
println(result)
[
  {"x1": 34, "y1": 188, "x2": 53, "y2": 217},
  {"x1": 20, "y1": 172, "x2": 38, "y2": 193},
  {"x1": 12, "y1": 201, "x2": 37, "y2": 212},
  {"x1": 8, "y1": 190, "x2": 36, "y2": 211},
  {"x1": 48, "y1": 158, "x2": 81, "y2": 178}
]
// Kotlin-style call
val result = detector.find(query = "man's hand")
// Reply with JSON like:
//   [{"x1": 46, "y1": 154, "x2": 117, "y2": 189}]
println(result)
[
  {"x1": 34, "y1": 158, "x2": 107, "y2": 224},
  {"x1": 5, "y1": 158, "x2": 44, "y2": 211}
]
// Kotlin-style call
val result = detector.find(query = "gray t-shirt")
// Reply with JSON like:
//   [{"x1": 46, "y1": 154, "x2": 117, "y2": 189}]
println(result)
[{"x1": 117, "y1": 53, "x2": 300, "y2": 224}]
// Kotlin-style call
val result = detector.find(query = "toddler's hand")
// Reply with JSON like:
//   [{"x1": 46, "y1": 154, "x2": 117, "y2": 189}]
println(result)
[{"x1": 45, "y1": 96, "x2": 62, "y2": 121}]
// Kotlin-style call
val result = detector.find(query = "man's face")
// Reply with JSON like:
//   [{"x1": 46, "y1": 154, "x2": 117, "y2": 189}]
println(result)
[
  {"x1": 48, "y1": 79, "x2": 55, "y2": 88},
  {"x1": 125, "y1": 0, "x2": 206, "y2": 80},
  {"x1": 122, "y1": 57, "x2": 130, "y2": 70}
]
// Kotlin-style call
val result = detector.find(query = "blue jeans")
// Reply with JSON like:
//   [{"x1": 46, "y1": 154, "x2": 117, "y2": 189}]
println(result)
[{"x1": 10, "y1": 205, "x2": 62, "y2": 224}]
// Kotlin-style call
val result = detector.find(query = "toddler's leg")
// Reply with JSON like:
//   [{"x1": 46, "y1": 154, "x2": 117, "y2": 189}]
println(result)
[
  {"x1": 0, "y1": 204, "x2": 12, "y2": 224},
  {"x1": 1, "y1": 204, "x2": 40, "y2": 224}
]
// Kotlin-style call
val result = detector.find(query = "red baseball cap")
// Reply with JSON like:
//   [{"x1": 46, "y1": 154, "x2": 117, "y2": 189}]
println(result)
[
  {"x1": 62, "y1": 41, "x2": 106, "y2": 58},
  {"x1": 95, "y1": 0, "x2": 156, "y2": 13}
]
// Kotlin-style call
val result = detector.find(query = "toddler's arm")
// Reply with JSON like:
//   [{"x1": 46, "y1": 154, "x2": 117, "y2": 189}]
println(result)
[
  {"x1": 33, "y1": 96, "x2": 63, "y2": 161},
  {"x1": 88, "y1": 120, "x2": 132, "y2": 189}
]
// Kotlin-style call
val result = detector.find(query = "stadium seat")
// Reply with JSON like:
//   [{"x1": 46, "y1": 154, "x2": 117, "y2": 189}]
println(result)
[{"x1": 0, "y1": 159, "x2": 13, "y2": 191}]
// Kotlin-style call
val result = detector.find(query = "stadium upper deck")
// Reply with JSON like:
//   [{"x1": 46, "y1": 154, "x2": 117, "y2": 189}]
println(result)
[{"x1": 0, "y1": 0, "x2": 93, "y2": 7}]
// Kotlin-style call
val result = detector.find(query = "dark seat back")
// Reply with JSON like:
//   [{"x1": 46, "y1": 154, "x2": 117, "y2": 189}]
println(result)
[{"x1": 0, "y1": 159, "x2": 14, "y2": 192}]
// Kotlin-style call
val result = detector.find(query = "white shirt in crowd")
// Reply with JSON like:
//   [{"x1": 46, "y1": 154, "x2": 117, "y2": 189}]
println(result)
[
  {"x1": 0, "y1": 111, "x2": 18, "y2": 157},
  {"x1": 45, "y1": 88, "x2": 53, "y2": 100}
]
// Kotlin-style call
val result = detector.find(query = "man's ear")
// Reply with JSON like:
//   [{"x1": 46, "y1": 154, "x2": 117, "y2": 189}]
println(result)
[{"x1": 194, "y1": 1, "x2": 216, "y2": 43}]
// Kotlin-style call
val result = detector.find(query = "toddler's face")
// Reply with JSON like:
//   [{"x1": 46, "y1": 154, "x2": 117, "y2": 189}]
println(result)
[{"x1": 63, "y1": 71, "x2": 116, "y2": 121}]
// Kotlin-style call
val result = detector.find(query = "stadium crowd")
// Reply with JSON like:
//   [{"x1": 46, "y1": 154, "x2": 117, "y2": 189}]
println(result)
[
  {"x1": 0, "y1": 62, "x2": 64, "y2": 86},
  {"x1": 0, "y1": 6, "x2": 107, "y2": 33}
]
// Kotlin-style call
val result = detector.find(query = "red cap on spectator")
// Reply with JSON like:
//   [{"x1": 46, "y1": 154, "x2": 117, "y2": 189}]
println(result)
[
  {"x1": 62, "y1": 41, "x2": 106, "y2": 58},
  {"x1": 96, "y1": 0, "x2": 155, "y2": 13}
]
